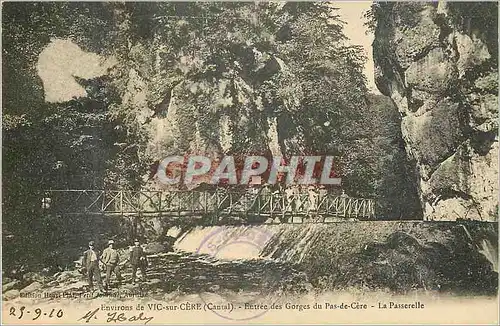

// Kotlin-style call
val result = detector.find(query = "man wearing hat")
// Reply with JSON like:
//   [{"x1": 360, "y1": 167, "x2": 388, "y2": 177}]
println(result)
[
  {"x1": 82, "y1": 241, "x2": 104, "y2": 291},
  {"x1": 129, "y1": 239, "x2": 147, "y2": 284},
  {"x1": 101, "y1": 239, "x2": 122, "y2": 290}
]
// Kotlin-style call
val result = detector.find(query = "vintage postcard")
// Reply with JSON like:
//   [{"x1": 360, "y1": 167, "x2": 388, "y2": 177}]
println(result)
[{"x1": 2, "y1": 1, "x2": 498, "y2": 325}]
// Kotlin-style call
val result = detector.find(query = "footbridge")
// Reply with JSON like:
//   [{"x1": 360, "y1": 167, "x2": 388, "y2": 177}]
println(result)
[{"x1": 41, "y1": 189, "x2": 376, "y2": 222}]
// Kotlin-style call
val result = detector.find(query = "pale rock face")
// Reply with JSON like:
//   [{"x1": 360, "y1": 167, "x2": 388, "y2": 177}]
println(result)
[
  {"x1": 373, "y1": 3, "x2": 498, "y2": 221},
  {"x1": 138, "y1": 42, "x2": 291, "y2": 189},
  {"x1": 267, "y1": 116, "x2": 282, "y2": 157},
  {"x1": 219, "y1": 115, "x2": 234, "y2": 153},
  {"x1": 455, "y1": 32, "x2": 491, "y2": 78},
  {"x1": 393, "y1": 6, "x2": 441, "y2": 69},
  {"x1": 405, "y1": 48, "x2": 458, "y2": 93},
  {"x1": 122, "y1": 68, "x2": 151, "y2": 125},
  {"x1": 148, "y1": 118, "x2": 176, "y2": 161}
]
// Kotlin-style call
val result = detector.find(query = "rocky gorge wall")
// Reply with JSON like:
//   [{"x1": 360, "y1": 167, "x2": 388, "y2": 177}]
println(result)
[{"x1": 372, "y1": 2, "x2": 498, "y2": 221}]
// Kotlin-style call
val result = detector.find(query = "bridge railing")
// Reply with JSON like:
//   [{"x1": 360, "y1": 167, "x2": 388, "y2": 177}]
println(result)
[{"x1": 42, "y1": 189, "x2": 376, "y2": 220}]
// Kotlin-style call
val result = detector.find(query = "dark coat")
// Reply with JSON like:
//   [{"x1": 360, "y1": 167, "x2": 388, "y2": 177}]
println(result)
[{"x1": 130, "y1": 246, "x2": 145, "y2": 266}]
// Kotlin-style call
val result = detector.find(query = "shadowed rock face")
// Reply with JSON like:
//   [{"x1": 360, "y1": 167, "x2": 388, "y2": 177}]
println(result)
[
  {"x1": 137, "y1": 47, "x2": 288, "y2": 190},
  {"x1": 372, "y1": 2, "x2": 498, "y2": 221}
]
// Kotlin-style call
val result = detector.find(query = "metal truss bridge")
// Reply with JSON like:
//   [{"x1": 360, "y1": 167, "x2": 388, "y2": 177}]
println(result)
[{"x1": 42, "y1": 189, "x2": 376, "y2": 223}]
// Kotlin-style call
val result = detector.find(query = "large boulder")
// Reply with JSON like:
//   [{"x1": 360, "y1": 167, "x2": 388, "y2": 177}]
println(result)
[
  {"x1": 20, "y1": 281, "x2": 43, "y2": 294},
  {"x1": 55, "y1": 270, "x2": 82, "y2": 283},
  {"x1": 2, "y1": 280, "x2": 21, "y2": 293},
  {"x1": 3, "y1": 290, "x2": 20, "y2": 301}
]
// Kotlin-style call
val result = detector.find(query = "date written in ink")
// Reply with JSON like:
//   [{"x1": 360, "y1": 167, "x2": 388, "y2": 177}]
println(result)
[{"x1": 9, "y1": 306, "x2": 64, "y2": 320}]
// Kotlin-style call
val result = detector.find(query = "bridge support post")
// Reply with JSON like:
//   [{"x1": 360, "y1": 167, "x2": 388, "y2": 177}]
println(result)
[
  {"x1": 270, "y1": 193, "x2": 274, "y2": 223},
  {"x1": 213, "y1": 189, "x2": 219, "y2": 225}
]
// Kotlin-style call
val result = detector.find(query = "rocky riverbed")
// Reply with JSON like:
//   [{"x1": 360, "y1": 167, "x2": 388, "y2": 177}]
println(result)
[{"x1": 4, "y1": 221, "x2": 497, "y2": 303}]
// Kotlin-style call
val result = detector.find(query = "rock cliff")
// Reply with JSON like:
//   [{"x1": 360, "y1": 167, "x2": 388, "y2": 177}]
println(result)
[{"x1": 372, "y1": 2, "x2": 498, "y2": 221}]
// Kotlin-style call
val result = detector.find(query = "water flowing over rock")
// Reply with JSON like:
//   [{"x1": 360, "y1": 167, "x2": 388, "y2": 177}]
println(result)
[
  {"x1": 372, "y1": 2, "x2": 498, "y2": 221},
  {"x1": 174, "y1": 222, "x2": 498, "y2": 293}
]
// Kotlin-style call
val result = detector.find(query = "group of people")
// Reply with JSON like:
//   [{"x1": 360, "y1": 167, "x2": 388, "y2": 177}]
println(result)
[{"x1": 81, "y1": 238, "x2": 148, "y2": 291}]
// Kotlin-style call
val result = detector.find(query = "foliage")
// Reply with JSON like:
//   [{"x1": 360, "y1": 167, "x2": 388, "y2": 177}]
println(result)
[{"x1": 2, "y1": 3, "x2": 129, "y2": 269}]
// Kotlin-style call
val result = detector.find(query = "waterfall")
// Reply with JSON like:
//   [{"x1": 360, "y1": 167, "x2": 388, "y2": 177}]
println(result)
[
  {"x1": 173, "y1": 222, "x2": 499, "y2": 278},
  {"x1": 166, "y1": 226, "x2": 182, "y2": 238},
  {"x1": 174, "y1": 225, "x2": 279, "y2": 260},
  {"x1": 173, "y1": 224, "x2": 317, "y2": 262}
]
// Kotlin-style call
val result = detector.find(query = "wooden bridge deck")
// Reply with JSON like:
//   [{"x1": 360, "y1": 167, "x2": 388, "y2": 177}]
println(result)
[{"x1": 42, "y1": 189, "x2": 376, "y2": 221}]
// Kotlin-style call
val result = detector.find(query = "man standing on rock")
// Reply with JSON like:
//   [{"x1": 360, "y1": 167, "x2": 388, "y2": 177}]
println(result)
[
  {"x1": 129, "y1": 239, "x2": 147, "y2": 285},
  {"x1": 101, "y1": 240, "x2": 122, "y2": 290},
  {"x1": 82, "y1": 241, "x2": 104, "y2": 292}
]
